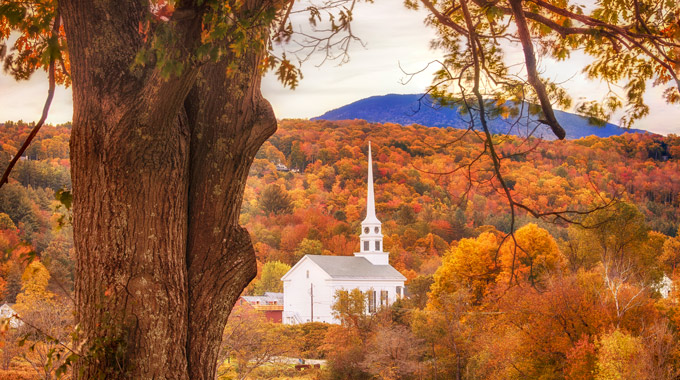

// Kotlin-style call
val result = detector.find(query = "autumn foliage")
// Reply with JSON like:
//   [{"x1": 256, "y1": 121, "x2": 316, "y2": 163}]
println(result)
[{"x1": 0, "y1": 117, "x2": 679, "y2": 378}]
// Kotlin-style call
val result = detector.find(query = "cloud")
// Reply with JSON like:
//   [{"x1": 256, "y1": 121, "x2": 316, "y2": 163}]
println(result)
[{"x1": 0, "y1": 70, "x2": 73, "y2": 124}]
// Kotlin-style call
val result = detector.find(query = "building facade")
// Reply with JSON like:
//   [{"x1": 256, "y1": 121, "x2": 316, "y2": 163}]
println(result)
[
  {"x1": 236, "y1": 292, "x2": 284, "y2": 323},
  {"x1": 281, "y1": 143, "x2": 406, "y2": 324}
]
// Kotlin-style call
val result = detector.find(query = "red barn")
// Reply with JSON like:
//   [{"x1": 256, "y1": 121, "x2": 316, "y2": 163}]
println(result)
[{"x1": 236, "y1": 292, "x2": 284, "y2": 323}]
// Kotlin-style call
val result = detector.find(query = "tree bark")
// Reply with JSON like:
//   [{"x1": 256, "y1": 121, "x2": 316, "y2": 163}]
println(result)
[
  {"x1": 60, "y1": 1, "x2": 276, "y2": 378},
  {"x1": 185, "y1": 49, "x2": 276, "y2": 380}
]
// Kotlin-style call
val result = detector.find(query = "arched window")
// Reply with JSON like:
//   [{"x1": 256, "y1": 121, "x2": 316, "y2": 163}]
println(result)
[{"x1": 306, "y1": 270, "x2": 309, "y2": 279}]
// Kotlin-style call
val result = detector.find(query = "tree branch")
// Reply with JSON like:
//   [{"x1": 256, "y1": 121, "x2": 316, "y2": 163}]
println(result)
[
  {"x1": 0, "y1": 10, "x2": 60, "y2": 189},
  {"x1": 508, "y1": 0, "x2": 565, "y2": 139}
]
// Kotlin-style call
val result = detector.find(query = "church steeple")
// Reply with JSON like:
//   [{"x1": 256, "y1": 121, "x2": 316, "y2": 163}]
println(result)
[
  {"x1": 355, "y1": 142, "x2": 389, "y2": 265},
  {"x1": 363, "y1": 142, "x2": 379, "y2": 225}
]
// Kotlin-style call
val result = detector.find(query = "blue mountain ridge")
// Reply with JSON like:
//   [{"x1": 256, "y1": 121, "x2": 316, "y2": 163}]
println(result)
[{"x1": 312, "y1": 94, "x2": 648, "y2": 140}]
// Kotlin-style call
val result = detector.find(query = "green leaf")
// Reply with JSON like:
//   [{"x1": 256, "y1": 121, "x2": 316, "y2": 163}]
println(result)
[
  {"x1": 55, "y1": 189, "x2": 72, "y2": 210},
  {"x1": 0, "y1": 3, "x2": 27, "y2": 25}
]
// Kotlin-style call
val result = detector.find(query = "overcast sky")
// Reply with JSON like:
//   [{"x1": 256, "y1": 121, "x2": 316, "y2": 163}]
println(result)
[{"x1": 1, "y1": 0, "x2": 679, "y2": 135}]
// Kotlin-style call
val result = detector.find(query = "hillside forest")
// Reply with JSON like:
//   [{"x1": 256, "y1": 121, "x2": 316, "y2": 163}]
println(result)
[{"x1": 0, "y1": 118, "x2": 679, "y2": 378}]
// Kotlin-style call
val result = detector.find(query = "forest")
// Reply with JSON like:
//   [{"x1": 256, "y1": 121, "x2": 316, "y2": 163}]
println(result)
[{"x1": 0, "y1": 118, "x2": 679, "y2": 378}]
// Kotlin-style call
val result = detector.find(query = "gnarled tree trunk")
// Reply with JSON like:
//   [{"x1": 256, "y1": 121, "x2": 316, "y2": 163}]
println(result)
[
  {"x1": 185, "y1": 50, "x2": 276, "y2": 379},
  {"x1": 61, "y1": 0, "x2": 277, "y2": 378}
]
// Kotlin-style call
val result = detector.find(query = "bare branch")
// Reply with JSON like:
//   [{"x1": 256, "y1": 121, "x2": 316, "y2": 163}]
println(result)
[
  {"x1": 0, "y1": 10, "x2": 60, "y2": 189},
  {"x1": 508, "y1": 0, "x2": 565, "y2": 139}
]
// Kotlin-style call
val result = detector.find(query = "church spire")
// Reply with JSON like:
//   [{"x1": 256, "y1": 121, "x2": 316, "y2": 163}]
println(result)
[
  {"x1": 355, "y1": 142, "x2": 388, "y2": 265},
  {"x1": 363, "y1": 142, "x2": 380, "y2": 225}
]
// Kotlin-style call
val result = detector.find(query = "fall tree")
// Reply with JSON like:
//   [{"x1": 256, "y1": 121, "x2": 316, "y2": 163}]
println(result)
[
  {"x1": 413, "y1": 289, "x2": 474, "y2": 380},
  {"x1": 251, "y1": 260, "x2": 289, "y2": 295},
  {"x1": 361, "y1": 324, "x2": 424, "y2": 380},
  {"x1": 497, "y1": 223, "x2": 564, "y2": 289},
  {"x1": 331, "y1": 288, "x2": 370, "y2": 330},
  {"x1": 565, "y1": 336, "x2": 597, "y2": 380},
  {"x1": 430, "y1": 231, "x2": 499, "y2": 305},
  {"x1": 0, "y1": 324, "x2": 23, "y2": 371},
  {"x1": 218, "y1": 303, "x2": 294, "y2": 380},
  {"x1": 660, "y1": 226, "x2": 680, "y2": 274},
  {"x1": 17, "y1": 297, "x2": 73, "y2": 380},
  {"x1": 0, "y1": 213, "x2": 16, "y2": 230},
  {"x1": 323, "y1": 289, "x2": 372, "y2": 380},
  {"x1": 8, "y1": 260, "x2": 73, "y2": 380},
  {"x1": 580, "y1": 202, "x2": 663, "y2": 323},
  {"x1": 294, "y1": 238, "x2": 323, "y2": 262},
  {"x1": 322, "y1": 324, "x2": 368, "y2": 380},
  {"x1": 14, "y1": 260, "x2": 53, "y2": 314},
  {"x1": 286, "y1": 321, "x2": 329, "y2": 359},
  {"x1": 403, "y1": 274, "x2": 433, "y2": 309},
  {"x1": 258, "y1": 184, "x2": 294, "y2": 215},
  {"x1": 595, "y1": 329, "x2": 646, "y2": 380}
]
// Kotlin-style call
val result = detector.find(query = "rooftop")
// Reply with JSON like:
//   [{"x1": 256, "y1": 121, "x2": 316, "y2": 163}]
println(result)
[
  {"x1": 242, "y1": 292, "x2": 283, "y2": 306},
  {"x1": 306, "y1": 255, "x2": 406, "y2": 280}
]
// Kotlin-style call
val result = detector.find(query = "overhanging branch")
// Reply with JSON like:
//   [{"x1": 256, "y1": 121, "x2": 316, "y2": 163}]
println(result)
[{"x1": 0, "y1": 10, "x2": 60, "y2": 189}]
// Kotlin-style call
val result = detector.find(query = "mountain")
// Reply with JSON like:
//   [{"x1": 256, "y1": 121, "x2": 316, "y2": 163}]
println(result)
[{"x1": 312, "y1": 94, "x2": 649, "y2": 140}]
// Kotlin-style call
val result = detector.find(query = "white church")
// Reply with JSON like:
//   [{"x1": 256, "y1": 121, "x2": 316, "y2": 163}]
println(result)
[{"x1": 281, "y1": 143, "x2": 406, "y2": 324}]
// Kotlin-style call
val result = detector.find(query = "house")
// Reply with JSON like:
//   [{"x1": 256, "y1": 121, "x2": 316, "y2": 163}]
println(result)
[
  {"x1": 235, "y1": 292, "x2": 284, "y2": 323},
  {"x1": 281, "y1": 143, "x2": 406, "y2": 324},
  {"x1": 0, "y1": 303, "x2": 23, "y2": 328}
]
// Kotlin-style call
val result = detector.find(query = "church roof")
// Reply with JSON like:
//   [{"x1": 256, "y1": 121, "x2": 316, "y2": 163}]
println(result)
[{"x1": 305, "y1": 255, "x2": 406, "y2": 280}]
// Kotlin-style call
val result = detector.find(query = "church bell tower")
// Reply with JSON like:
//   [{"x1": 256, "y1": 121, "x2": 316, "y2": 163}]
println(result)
[{"x1": 354, "y1": 142, "x2": 389, "y2": 265}]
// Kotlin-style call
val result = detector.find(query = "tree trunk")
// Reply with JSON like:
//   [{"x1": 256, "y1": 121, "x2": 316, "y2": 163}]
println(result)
[
  {"x1": 184, "y1": 49, "x2": 276, "y2": 379},
  {"x1": 61, "y1": 1, "x2": 276, "y2": 378}
]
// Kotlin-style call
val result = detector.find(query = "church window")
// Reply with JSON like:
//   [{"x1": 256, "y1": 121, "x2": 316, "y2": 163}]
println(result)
[
  {"x1": 375, "y1": 241, "x2": 380, "y2": 251},
  {"x1": 364, "y1": 241, "x2": 369, "y2": 251},
  {"x1": 306, "y1": 270, "x2": 309, "y2": 279},
  {"x1": 364, "y1": 227, "x2": 369, "y2": 234},
  {"x1": 368, "y1": 291, "x2": 376, "y2": 313},
  {"x1": 380, "y1": 290, "x2": 388, "y2": 306},
  {"x1": 396, "y1": 286, "x2": 403, "y2": 298},
  {"x1": 374, "y1": 227, "x2": 380, "y2": 233}
]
